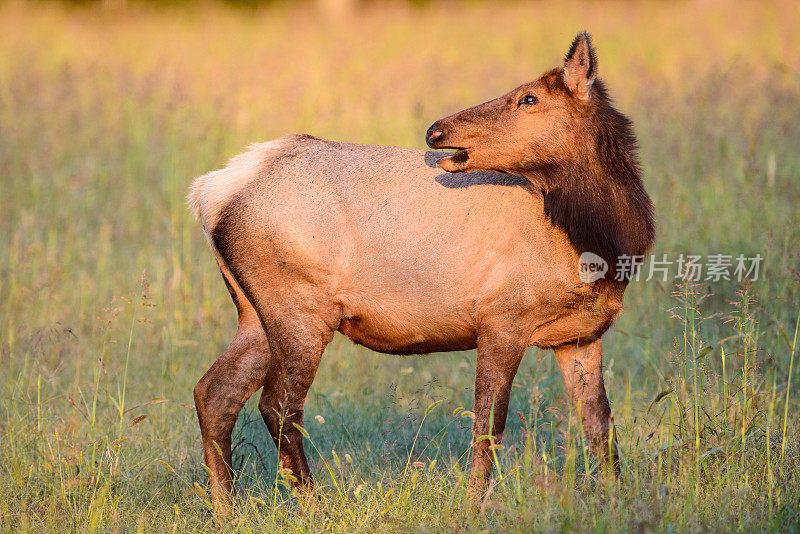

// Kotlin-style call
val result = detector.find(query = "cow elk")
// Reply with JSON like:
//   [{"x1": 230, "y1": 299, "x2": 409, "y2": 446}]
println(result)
[{"x1": 189, "y1": 31, "x2": 654, "y2": 512}]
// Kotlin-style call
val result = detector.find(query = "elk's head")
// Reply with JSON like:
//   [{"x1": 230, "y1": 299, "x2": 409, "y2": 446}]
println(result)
[{"x1": 426, "y1": 31, "x2": 603, "y2": 174}]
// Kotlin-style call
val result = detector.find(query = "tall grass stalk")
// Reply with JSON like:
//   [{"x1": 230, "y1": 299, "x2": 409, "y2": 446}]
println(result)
[{"x1": 780, "y1": 310, "x2": 799, "y2": 465}]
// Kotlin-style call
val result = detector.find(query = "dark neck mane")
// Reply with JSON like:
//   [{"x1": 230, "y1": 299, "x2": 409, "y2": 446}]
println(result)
[{"x1": 538, "y1": 80, "x2": 655, "y2": 276}]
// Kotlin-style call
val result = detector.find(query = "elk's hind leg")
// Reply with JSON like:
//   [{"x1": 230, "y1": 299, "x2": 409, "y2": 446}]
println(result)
[
  {"x1": 257, "y1": 316, "x2": 334, "y2": 491},
  {"x1": 193, "y1": 259, "x2": 274, "y2": 514},
  {"x1": 248, "y1": 290, "x2": 337, "y2": 492}
]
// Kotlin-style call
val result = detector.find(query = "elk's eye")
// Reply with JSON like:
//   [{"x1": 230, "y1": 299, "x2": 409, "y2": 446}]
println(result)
[{"x1": 519, "y1": 94, "x2": 538, "y2": 105}]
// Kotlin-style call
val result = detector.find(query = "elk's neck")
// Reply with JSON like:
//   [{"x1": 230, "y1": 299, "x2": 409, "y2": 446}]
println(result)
[
  {"x1": 532, "y1": 157, "x2": 655, "y2": 273},
  {"x1": 526, "y1": 91, "x2": 656, "y2": 275}
]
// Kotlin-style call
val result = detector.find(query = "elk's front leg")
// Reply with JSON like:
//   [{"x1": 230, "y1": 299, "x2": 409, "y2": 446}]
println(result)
[
  {"x1": 468, "y1": 329, "x2": 527, "y2": 504},
  {"x1": 553, "y1": 339, "x2": 619, "y2": 476}
]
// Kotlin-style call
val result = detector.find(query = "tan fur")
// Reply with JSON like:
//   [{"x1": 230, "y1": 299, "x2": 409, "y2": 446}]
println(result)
[{"x1": 188, "y1": 137, "x2": 295, "y2": 231}]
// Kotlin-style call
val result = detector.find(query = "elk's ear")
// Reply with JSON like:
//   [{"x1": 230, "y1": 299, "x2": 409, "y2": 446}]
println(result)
[{"x1": 563, "y1": 31, "x2": 597, "y2": 103}]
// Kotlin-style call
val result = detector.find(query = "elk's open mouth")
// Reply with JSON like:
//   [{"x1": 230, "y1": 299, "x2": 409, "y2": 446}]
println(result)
[
  {"x1": 425, "y1": 125, "x2": 472, "y2": 171},
  {"x1": 435, "y1": 145, "x2": 469, "y2": 158},
  {"x1": 436, "y1": 147, "x2": 471, "y2": 172}
]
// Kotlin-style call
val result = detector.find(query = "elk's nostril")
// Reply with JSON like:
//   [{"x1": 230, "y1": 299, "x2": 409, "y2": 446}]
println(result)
[{"x1": 426, "y1": 126, "x2": 444, "y2": 147}]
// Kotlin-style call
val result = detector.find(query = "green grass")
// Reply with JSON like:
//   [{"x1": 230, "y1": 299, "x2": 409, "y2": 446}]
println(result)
[{"x1": 1, "y1": 1, "x2": 800, "y2": 531}]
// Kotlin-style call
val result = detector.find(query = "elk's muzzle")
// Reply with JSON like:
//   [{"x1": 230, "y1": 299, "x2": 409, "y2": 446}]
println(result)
[{"x1": 425, "y1": 120, "x2": 472, "y2": 172}]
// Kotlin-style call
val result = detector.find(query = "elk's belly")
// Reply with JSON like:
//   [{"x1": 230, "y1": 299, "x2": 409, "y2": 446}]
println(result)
[
  {"x1": 336, "y1": 289, "x2": 622, "y2": 354},
  {"x1": 335, "y1": 294, "x2": 477, "y2": 355}
]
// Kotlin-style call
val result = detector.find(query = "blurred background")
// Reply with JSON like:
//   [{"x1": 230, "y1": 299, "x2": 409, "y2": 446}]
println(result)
[{"x1": 1, "y1": 0, "x2": 799, "y2": 531}]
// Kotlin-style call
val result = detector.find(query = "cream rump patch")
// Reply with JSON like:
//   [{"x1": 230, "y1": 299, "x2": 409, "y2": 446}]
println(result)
[{"x1": 188, "y1": 137, "x2": 294, "y2": 232}]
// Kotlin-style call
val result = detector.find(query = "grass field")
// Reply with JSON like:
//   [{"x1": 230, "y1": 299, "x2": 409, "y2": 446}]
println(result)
[{"x1": 1, "y1": 1, "x2": 800, "y2": 531}]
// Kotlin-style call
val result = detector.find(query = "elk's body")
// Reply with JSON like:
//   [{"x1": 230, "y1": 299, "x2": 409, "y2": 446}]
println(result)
[{"x1": 190, "y1": 32, "x2": 654, "y2": 511}]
